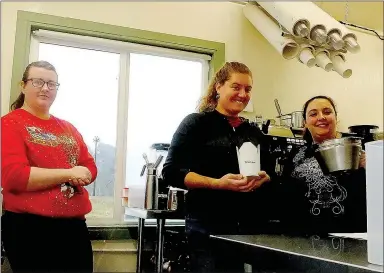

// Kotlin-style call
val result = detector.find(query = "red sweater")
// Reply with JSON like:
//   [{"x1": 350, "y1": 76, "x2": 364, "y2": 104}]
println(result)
[{"x1": 1, "y1": 109, "x2": 97, "y2": 218}]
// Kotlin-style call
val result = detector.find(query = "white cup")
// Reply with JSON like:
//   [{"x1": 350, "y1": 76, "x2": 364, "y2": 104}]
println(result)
[
  {"x1": 122, "y1": 187, "x2": 129, "y2": 197},
  {"x1": 237, "y1": 142, "x2": 260, "y2": 177},
  {"x1": 315, "y1": 52, "x2": 333, "y2": 72},
  {"x1": 331, "y1": 55, "x2": 352, "y2": 78},
  {"x1": 299, "y1": 48, "x2": 316, "y2": 67},
  {"x1": 121, "y1": 197, "x2": 129, "y2": 207}
]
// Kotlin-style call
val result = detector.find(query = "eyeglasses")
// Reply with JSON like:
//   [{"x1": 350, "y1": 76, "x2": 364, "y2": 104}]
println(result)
[{"x1": 25, "y1": 78, "x2": 60, "y2": 90}]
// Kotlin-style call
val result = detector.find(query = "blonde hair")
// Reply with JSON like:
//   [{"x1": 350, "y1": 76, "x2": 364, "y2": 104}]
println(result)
[{"x1": 198, "y1": 62, "x2": 252, "y2": 113}]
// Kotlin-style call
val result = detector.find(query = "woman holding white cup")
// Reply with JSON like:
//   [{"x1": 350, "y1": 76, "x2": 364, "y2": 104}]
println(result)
[{"x1": 162, "y1": 62, "x2": 274, "y2": 272}]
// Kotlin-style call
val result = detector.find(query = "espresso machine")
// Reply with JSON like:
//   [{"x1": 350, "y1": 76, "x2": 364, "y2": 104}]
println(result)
[
  {"x1": 263, "y1": 134, "x2": 306, "y2": 177},
  {"x1": 348, "y1": 125, "x2": 381, "y2": 148},
  {"x1": 256, "y1": 118, "x2": 306, "y2": 177}
]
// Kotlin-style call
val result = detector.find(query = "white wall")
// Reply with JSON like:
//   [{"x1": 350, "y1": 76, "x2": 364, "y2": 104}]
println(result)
[
  {"x1": 1, "y1": 2, "x2": 275, "y2": 117},
  {"x1": 256, "y1": 29, "x2": 384, "y2": 131},
  {"x1": 1, "y1": 2, "x2": 383, "y2": 131}
]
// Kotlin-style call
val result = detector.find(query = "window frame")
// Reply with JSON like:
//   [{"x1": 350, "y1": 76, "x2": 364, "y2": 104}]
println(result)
[
  {"x1": 29, "y1": 33, "x2": 210, "y2": 226},
  {"x1": 10, "y1": 11, "x2": 225, "y2": 227},
  {"x1": 10, "y1": 11, "x2": 225, "y2": 110}
]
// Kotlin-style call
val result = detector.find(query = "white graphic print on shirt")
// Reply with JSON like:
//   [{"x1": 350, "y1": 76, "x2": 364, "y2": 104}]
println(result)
[{"x1": 291, "y1": 147, "x2": 347, "y2": 216}]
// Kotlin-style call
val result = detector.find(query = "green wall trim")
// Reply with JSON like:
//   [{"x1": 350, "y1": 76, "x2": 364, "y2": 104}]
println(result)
[{"x1": 10, "y1": 10, "x2": 225, "y2": 109}]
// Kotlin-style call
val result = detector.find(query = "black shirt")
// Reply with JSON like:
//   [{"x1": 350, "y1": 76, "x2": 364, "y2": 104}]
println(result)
[
  {"x1": 162, "y1": 110, "x2": 277, "y2": 234},
  {"x1": 280, "y1": 145, "x2": 367, "y2": 234}
]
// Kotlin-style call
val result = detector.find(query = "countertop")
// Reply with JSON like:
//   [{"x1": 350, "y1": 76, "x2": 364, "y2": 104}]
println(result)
[
  {"x1": 210, "y1": 234, "x2": 383, "y2": 273},
  {"x1": 125, "y1": 207, "x2": 184, "y2": 220}
]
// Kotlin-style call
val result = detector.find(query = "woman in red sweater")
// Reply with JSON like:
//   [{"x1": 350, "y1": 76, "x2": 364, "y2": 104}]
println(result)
[{"x1": 1, "y1": 61, "x2": 97, "y2": 273}]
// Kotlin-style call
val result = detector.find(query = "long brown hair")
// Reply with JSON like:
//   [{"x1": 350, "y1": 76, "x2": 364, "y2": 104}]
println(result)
[
  {"x1": 197, "y1": 62, "x2": 252, "y2": 113},
  {"x1": 10, "y1": 61, "x2": 57, "y2": 111}
]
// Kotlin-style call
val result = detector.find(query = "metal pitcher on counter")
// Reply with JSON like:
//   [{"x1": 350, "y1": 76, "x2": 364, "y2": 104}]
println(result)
[
  {"x1": 140, "y1": 153, "x2": 164, "y2": 210},
  {"x1": 167, "y1": 187, "x2": 187, "y2": 212}
]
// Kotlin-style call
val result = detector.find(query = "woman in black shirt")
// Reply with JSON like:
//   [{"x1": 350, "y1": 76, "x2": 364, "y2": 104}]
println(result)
[
  {"x1": 280, "y1": 95, "x2": 367, "y2": 235},
  {"x1": 162, "y1": 62, "x2": 274, "y2": 272}
]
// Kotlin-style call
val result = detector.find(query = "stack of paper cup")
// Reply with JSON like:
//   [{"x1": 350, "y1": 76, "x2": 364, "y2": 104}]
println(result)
[
  {"x1": 299, "y1": 47, "x2": 316, "y2": 67},
  {"x1": 314, "y1": 48, "x2": 333, "y2": 72},
  {"x1": 122, "y1": 187, "x2": 129, "y2": 207},
  {"x1": 331, "y1": 53, "x2": 352, "y2": 78}
]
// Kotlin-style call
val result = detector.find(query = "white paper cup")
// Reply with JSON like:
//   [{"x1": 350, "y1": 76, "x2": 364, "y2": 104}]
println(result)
[
  {"x1": 315, "y1": 52, "x2": 333, "y2": 72},
  {"x1": 237, "y1": 142, "x2": 260, "y2": 177},
  {"x1": 344, "y1": 36, "x2": 360, "y2": 53},
  {"x1": 122, "y1": 197, "x2": 129, "y2": 207},
  {"x1": 122, "y1": 187, "x2": 129, "y2": 197},
  {"x1": 331, "y1": 55, "x2": 352, "y2": 78},
  {"x1": 299, "y1": 48, "x2": 316, "y2": 67}
]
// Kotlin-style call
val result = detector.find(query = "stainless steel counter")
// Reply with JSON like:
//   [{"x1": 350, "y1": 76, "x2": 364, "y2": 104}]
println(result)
[
  {"x1": 125, "y1": 207, "x2": 184, "y2": 219},
  {"x1": 210, "y1": 234, "x2": 383, "y2": 273}
]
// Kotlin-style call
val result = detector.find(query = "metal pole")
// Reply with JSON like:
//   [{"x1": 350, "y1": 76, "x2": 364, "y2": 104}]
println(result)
[
  {"x1": 156, "y1": 218, "x2": 166, "y2": 273},
  {"x1": 136, "y1": 218, "x2": 144, "y2": 273}
]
